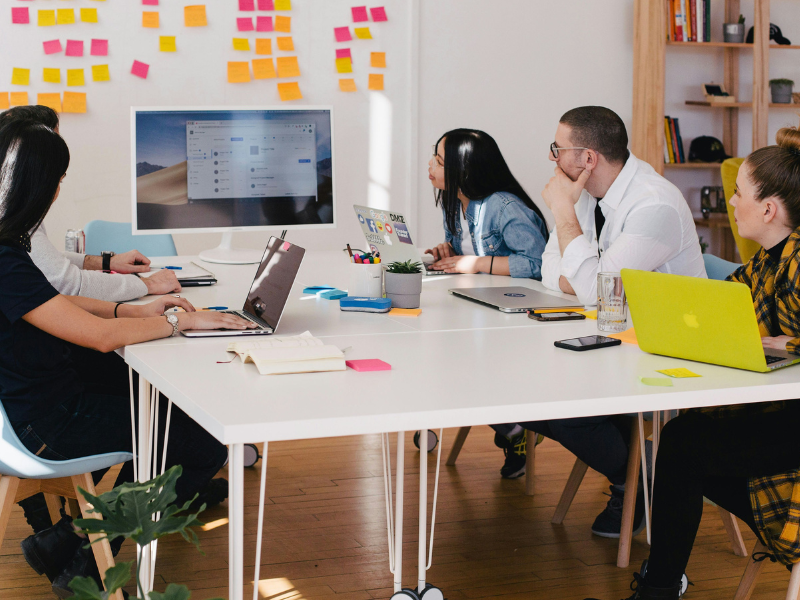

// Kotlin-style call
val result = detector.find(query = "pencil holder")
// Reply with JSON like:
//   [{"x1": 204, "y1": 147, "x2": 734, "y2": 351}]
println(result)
[{"x1": 348, "y1": 263, "x2": 383, "y2": 297}]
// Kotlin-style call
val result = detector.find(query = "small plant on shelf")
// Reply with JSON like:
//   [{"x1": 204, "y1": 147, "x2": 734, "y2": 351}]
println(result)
[
  {"x1": 770, "y1": 78, "x2": 795, "y2": 104},
  {"x1": 385, "y1": 260, "x2": 422, "y2": 274}
]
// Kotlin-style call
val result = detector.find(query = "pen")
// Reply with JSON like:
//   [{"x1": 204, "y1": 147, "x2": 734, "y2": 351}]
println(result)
[
  {"x1": 162, "y1": 266, "x2": 182, "y2": 270},
  {"x1": 200, "y1": 306, "x2": 228, "y2": 311}
]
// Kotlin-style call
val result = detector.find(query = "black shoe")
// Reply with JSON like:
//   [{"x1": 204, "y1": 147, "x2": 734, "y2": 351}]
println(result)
[
  {"x1": 494, "y1": 432, "x2": 527, "y2": 479},
  {"x1": 591, "y1": 484, "x2": 646, "y2": 539},
  {"x1": 51, "y1": 543, "x2": 130, "y2": 599},
  {"x1": 584, "y1": 572, "x2": 681, "y2": 600},
  {"x1": 188, "y1": 477, "x2": 229, "y2": 512},
  {"x1": 20, "y1": 514, "x2": 82, "y2": 582}
]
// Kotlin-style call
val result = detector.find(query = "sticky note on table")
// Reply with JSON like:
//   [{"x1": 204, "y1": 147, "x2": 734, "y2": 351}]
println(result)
[
  {"x1": 255, "y1": 38, "x2": 272, "y2": 54},
  {"x1": 317, "y1": 287, "x2": 345, "y2": 299},
  {"x1": 239, "y1": 0, "x2": 255, "y2": 10},
  {"x1": 227, "y1": 61, "x2": 251, "y2": 83},
  {"x1": 184, "y1": 5, "x2": 207, "y2": 27},
  {"x1": 256, "y1": 16, "x2": 273, "y2": 31},
  {"x1": 257, "y1": 0, "x2": 274, "y2": 9},
  {"x1": 65, "y1": 40, "x2": 84, "y2": 57},
  {"x1": 277, "y1": 36, "x2": 294, "y2": 51},
  {"x1": 90, "y1": 39, "x2": 108, "y2": 56},
  {"x1": 336, "y1": 48, "x2": 352, "y2": 59},
  {"x1": 80, "y1": 8, "x2": 99, "y2": 23},
  {"x1": 346, "y1": 359, "x2": 391, "y2": 372},
  {"x1": 252, "y1": 58, "x2": 276, "y2": 79},
  {"x1": 608, "y1": 327, "x2": 638, "y2": 346},
  {"x1": 656, "y1": 368, "x2": 701, "y2": 378},
  {"x1": 371, "y1": 52, "x2": 386, "y2": 68},
  {"x1": 43, "y1": 40, "x2": 63, "y2": 55},
  {"x1": 354, "y1": 27, "x2": 372, "y2": 39},
  {"x1": 63, "y1": 91, "x2": 87, "y2": 114},
  {"x1": 640, "y1": 377, "x2": 673, "y2": 387},
  {"x1": 274, "y1": 0, "x2": 291, "y2": 9},
  {"x1": 351, "y1": 6, "x2": 368, "y2": 22},
  {"x1": 370, "y1": 6, "x2": 388, "y2": 21},
  {"x1": 67, "y1": 68, "x2": 85, "y2": 86},
  {"x1": 334, "y1": 27, "x2": 352, "y2": 42},
  {"x1": 276, "y1": 56, "x2": 300, "y2": 77},
  {"x1": 37, "y1": 93, "x2": 62, "y2": 113},
  {"x1": 56, "y1": 9, "x2": 75, "y2": 25},
  {"x1": 43, "y1": 68, "x2": 61, "y2": 84},
  {"x1": 302, "y1": 286, "x2": 335, "y2": 294},
  {"x1": 388, "y1": 308, "x2": 422, "y2": 317},
  {"x1": 275, "y1": 15, "x2": 290, "y2": 32},
  {"x1": 92, "y1": 64, "x2": 110, "y2": 82},
  {"x1": 10, "y1": 92, "x2": 28, "y2": 107},
  {"x1": 12, "y1": 68, "x2": 30, "y2": 86},
  {"x1": 38, "y1": 10, "x2": 56, "y2": 27},
  {"x1": 237, "y1": 17, "x2": 254, "y2": 31},
  {"x1": 368, "y1": 73, "x2": 384, "y2": 90},
  {"x1": 583, "y1": 310, "x2": 597, "y2": 320},
  {"x1": 131, "y1": 60, "x2": 150, "y2": 79},
  {"x1": 12, "y1": 7, "x2": 30, "y2": 25},
  {"x1": 159, "y1": 36, "x2": 176, "y2": 52},
  {"x1": 142, "y1": 11, "x2": 159, "y2": 28},
  {"x1": 335, "y1": 57, "x2": 352, "y2": 73},
  {"x1": 233, "y1": 38, "x2": 251, "y2": 51},
  {"x1": 0, "y1": 93, "x2": 8, "y2": 110},
  {"x1": 339, "y1": 78, "x2": 357, "y2": 92}
]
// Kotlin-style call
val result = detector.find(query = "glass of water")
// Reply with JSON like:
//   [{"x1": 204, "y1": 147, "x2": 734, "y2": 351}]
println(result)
[{"x1": 597, "y1": 272, "x2": 627, "y2": 333}]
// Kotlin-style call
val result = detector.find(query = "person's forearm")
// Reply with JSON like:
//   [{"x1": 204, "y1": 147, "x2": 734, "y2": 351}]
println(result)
[
  {"x1": 477, "y1": 256, "x2": 510, "y2": 275},
  {"x1": 559, "y1": 276, "x2": 576, "y2": 295},
  {"x1": 64, "y1": 294, "x2": 117, "y2": 317},
  {"x1": 553, "y1": 205, "x2": 584, "y2": 256},
  {"x1": 83, "y1": 255, "x2": 102, "y2": 270}
]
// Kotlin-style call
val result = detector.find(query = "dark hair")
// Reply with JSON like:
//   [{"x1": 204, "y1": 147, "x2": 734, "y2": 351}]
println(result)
[
  {"x1": 559, "y1": 106, "x2": 630, "y2": 165},
  {"x1": 0, "y1": 105, "x2": 60, "y2": 130},
  {"x1": 745, "y1": 122, "x2": 800, "y2": 229},
  {"x1": 434, "y1": 129, "x2": 548, "y2": 239},
  {"x1": 0, "y1": 121, "x2": 70, "y2": 245}
]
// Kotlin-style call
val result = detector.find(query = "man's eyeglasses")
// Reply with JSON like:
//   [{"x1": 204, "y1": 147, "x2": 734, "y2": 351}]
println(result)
[{"x1": 550, "y1": 142, "x2": 588, "y2": 159}]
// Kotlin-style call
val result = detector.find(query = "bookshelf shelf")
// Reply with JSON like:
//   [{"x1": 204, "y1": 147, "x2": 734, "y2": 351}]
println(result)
[
  {"x1": 666, "y1": 41, "x2": 800, "y2": 49},
  {"x1": 684, "y1": 101, "x2": 800, "y2": 109}
]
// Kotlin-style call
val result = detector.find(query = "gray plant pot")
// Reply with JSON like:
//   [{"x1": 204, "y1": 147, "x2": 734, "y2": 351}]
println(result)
[
  {"x1": 385, "y1": 272, "x2": 422, "y2": 309},
  {"x1": 723, "y1": 23, "x2": 745, "y2": 43},
  {"x1": 771, "y1": 82, "x2": 794, "y2": 104}
]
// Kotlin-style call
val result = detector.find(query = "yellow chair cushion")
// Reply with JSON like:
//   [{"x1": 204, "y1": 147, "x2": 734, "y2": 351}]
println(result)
[{"x1": 722, "y1": 157, "x2": 761, "y2": 263}]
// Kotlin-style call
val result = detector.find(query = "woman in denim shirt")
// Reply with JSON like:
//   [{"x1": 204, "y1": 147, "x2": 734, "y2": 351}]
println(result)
[{"x1": 424, "y1": 129, "x2": 549, "y2": 279}]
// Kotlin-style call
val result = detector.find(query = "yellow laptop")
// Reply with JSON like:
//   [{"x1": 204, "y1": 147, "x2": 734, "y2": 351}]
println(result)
[{"x1": 621, "y1": 269, "x2": 800, "y2": 373}]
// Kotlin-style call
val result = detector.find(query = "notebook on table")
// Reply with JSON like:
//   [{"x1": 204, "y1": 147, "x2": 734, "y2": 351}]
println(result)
[
  {"x1": 140, "y1": 261, "x2": 217, "y2": 286},
  {"x1": 227, "y1": 331, "x2": 345, "y2": 375}
]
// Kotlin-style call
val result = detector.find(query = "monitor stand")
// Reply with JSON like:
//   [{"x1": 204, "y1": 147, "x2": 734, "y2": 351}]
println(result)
[{"x1": 198, "y1": 232, "x2": 263, "y2": 265}]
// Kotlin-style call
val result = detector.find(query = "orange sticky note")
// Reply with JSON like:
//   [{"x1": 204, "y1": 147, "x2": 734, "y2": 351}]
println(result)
[
  {"x1": 142, "y1": 11, "x2": 159, "y2": 28},
  {"x1": 159, "y1": 36, "x2": 177, "y2": 52},
  {"x1": 277, "y1": 81, "x2": 302, "y2": 101},
  {"x1": 354, "y1": 27, "x2": 372, "y2": 39},
  {"x1": 80, "y1": 8, "x2": 99, "y2": 23},
  {"x1": 37, "y1": 93, "x2": 62, "y2": 113},
  {"x1": 56, "y1": 8, "x2": 76, "y2": 25},
  {"x1": 43, "y1": 68, "x2": 61, "y2": 84},
  {"x1": 339, "y1": 78, "x2": 356, "y2": 92},
  {"x1": 252, "y1": 58, "x2": 276, "y2": 79},
  {"x1": 275, "y1": 16, "x2": 291, "y2": 32},
  {"x1": 38, "y1": 10, "x2": 56, "y2": 27},
  {"x1": 371, "y1": 52, "x2": 386, "y2": 68},
  {"x1": 0, "y1": 93, "x2": 8, "y2": 110},
  {"x1": 255, "y1": 38, "x2": 272, "y2": 55},
  {"x1": 227, "y1": 61, "x2": 251, "y2": 83},
  {"x1": 368, "y1": 73, "x2": 384, "y2": 91},
  {"x1": 91, "y1": 64, "x2": 110, "y2": 82},
  {"x1": 276, "y1": 37, "x2": 294, "y2": 51},
  {"x1": 63, "y1": 91, "x2": 87, "y2": 114},
  {"x1": 184, "y1": 5, "x2": 207, "y2": 27},
  {"x1": 335, "y1": 57, "x2": 352, "y2": 74},
  {"x1": 10, "y1": 92, "x2": 29, "y2": 107},
  {"x1": 233, "y1": 38, "x2": 251, "y2": 51},
  {"x1": 12, "y1": 68, "x2": 30, "y2": 86},
  {"x1": 67, "y1": 69, "x2": 85, "y2": 87},
  {"x1": 274, "y1": 0, "x2": 291, "y2": 9},
  {"x1": 276, "y1": 56, "x2": 300, "y2": 78}
]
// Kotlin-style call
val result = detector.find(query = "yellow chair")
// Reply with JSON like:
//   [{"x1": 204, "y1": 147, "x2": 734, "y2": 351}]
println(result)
[{"x1": 721, "y1": 158, "x2": 761, "y2": 263}]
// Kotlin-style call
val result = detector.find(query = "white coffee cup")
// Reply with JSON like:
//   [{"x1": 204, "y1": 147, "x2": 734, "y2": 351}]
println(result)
[{"x1": 348, "y1": 263, "x2": 383, "y2": 297}]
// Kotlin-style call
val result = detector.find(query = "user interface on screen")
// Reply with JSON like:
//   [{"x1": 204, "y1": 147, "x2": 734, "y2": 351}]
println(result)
[{"x1": 133, "y1": 109, "x2": 333, "y2": 232}]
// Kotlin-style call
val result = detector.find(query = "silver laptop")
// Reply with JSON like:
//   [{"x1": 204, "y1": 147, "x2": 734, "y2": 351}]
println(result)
[
  {"x1": 182, "y1": 237, "x2": 305, "y2": 338},
  {"x1": 449, "y1": 286, "x2": 584, "y2": 313}
]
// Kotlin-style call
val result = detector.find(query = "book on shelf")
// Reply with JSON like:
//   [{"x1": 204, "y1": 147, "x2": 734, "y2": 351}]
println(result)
[
  {"x1": 664, "y1": 116, "x2": 675, "y2": 163},
  {"x1": 226, "y1": 331, "x2": 346, "y2": 375},
  {"x1": 663, "y1": 116, "x2": 686, "y2": 164},
  {"x1": 667, "y1": 0, "x2": 709, "y2": 41},
  {"x1": 673, "y1": 118, "x2": 685, "y2": 162}
]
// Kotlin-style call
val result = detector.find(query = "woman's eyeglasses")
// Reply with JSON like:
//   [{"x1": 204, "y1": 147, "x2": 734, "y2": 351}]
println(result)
[{"x1": 550, "y1": 142, "x2": 588, "y2": 159}]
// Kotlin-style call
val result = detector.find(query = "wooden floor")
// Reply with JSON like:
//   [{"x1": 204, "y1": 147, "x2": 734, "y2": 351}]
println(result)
[{"x1": 0, "y1": 427, "x2": 791, "y2": 600}]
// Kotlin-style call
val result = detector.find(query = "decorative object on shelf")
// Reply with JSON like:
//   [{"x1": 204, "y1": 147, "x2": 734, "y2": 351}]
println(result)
[
  {"x1": 700, "y1": 186, "x2": 726, "y2": 219},
  {"x1": 702, "y1": 83, "x2": 735, "y2": 104},
  {"x1": 689, "y1": 136, "x2": 729, "y2": 163},
  {"x1": 723, "y1": 14, "x2": 745, "y2": 43},
  {"x1": 384, "y1": 260, "x2": 423, "y2": 309},
  {"x1": 770, "y1": 78, "x2": 794, "y2": 104},
  {"x1": 746, "y1": 23, "x2": 792, "y2": 45}
]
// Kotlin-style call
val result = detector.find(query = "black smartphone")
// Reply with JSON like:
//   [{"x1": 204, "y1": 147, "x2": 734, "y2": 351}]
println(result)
[
  {"x1": 528, "y1": 311, "x2": 586, "y2": 322},
  {"x1": 554, "y1": 335, "x2": 622, "y2": 351},
  {"x1": 180, "y1": 279, "x2": 218, "y2": 287}
]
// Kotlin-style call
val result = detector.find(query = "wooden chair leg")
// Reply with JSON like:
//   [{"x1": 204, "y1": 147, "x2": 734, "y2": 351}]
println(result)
[
  {"x1": 617, "y1": 417, "x2": 644, "y2": 568},
  {"x1": 0, "y1": 475, "x2": 21, "y2": 550},
  {"x1": 719, "y1": 506, "x2": 748, "y2": 557},
  {"x1": 525, "y1": 430, "x2": 537, "y2": 496},
  {"x1": 44, "y1": 493, "x2": 63, "y2": 527},
  {"x1": 552, "y1": 458, "x2": 589, "y2": 524},
  {"x1": 786, "y1": 556, "x2": 800, "y2": 600},
  {"x1": 446, "y1": 426, "x2": 471, "y2": 466},
  {"x1": 67, "y1": 497, "x2": 81, "y2": 519},
  {"x1": 733, "y1": 540, "x2": 767, "y2": 600}
]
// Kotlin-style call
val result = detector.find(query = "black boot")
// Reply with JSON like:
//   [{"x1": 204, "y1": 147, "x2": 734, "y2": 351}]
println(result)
[
  {"x1": 585, "y1": 572, "x2": 682, "y2": 600},
  {"x1": 20, "y1": 514, "x2": 82, "y2": 582},
  {"x1": 50, "y1": 543, "x2": 127, "y2": 600}
]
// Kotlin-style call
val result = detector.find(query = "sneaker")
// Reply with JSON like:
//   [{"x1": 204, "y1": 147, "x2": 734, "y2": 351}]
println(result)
[
  {"x1": 494, "y1": 432, "x2": 527, "y2": 479},
  {"x1": 584, "y1": 572, "x2": 681, "y2": 600},
  {"x1": 591, "y1": 484, "x2": 646, "y2": 539}
]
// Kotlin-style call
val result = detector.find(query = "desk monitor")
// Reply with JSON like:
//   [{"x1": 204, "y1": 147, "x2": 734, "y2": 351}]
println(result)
[{"x1": 131, "y1": 106, "x2": 335, "y2": 264}]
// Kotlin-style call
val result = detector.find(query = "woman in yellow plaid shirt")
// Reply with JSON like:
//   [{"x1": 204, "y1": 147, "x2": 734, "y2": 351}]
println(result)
[{"x1": 587, "y1": 122, "x2": 800, "y2": 600}]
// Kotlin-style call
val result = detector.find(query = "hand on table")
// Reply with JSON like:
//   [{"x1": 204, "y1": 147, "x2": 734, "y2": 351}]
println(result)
[
  {"x1": 133, "y1": 295, "x2": 196, "y2": 318},
  {"x1": 110, "y1": 250, "x2": 151, "y2": 274},
  {"x1": 762, "y1": 335, "x2": 794, "y2": 351},
  {"x1": 181, "y1": 311, "x2": 257, "y2": 331},
  {"x1": 142, "y1": 269, "x2": 182, "y2": 295},
  {"x1": 432, "y1": 255, "x2": 482, "y2": 274},
  {"x1": 424, "y1": 243, "x2": 455, "y2": 261},
  {"x1": 541, "y1": 166, "x2": 591, "y2": 213}
]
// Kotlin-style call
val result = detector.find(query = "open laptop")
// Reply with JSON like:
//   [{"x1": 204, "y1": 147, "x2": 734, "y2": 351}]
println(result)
[
  {"x1": 621, "y1": 269, "x2": 800, "y2": 372},
  {"x1": 352, "y1": 204, "x2": 447, "y2": 276},
  {"x1": 182, "y1": 237, "x2": 305, "y2": 338},
  {"x1": 449, "y1": 286, "x2": 584, "y2": 313}
]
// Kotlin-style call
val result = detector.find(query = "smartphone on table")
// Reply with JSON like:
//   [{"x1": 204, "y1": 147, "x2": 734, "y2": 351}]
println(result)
[
  {"x1": 528, "y1": 311, "x2": 586, "y2": 322},
  {"x1": 554, "y1": 335, "x2": 622, "y2": 351}
]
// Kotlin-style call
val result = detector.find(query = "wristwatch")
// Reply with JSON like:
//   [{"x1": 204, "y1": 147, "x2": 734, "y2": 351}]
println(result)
[
  {"x1": 165, "y1": 313, "x2": 179, "y2": 337},
  {"x1": 101, "y1": 250, "x2": 115, "y2": 272}
]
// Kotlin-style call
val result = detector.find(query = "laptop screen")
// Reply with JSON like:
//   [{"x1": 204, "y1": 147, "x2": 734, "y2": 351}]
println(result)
[{"x1": 243, "y1": 237, "x2": 305, "y2": 330}]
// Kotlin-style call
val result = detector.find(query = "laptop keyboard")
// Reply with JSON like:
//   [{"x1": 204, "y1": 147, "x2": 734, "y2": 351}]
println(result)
[
  {"x1": 765, "y1": 354, "x2": 784, "y2": 365},
  {"x1": 220, "y1": 310, "x2": 271, "y2": 331}
]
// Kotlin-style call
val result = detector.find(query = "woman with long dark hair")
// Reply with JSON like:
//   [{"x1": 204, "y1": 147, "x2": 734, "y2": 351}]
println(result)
[{"x1": 424, "y1": 129, "x2": 549, "y2": 278}]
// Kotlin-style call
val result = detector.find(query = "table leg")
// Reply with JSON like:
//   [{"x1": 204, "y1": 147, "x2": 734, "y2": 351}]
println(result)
[
  {"x1": 394, "y1": 432, "x2": 405, "y2": 594},
  {"x1": 136, "y1": 376, "x2": 152, "y2": 594},
  {"x1": 417, "y1": 428, "x2": 427, "y2": 592},
  {"x1": 229, "y1": 443, "x2": 245, "y2": 600},
  {"x1": 252, "y1": 442, "x2": 269, "y2": 600}
]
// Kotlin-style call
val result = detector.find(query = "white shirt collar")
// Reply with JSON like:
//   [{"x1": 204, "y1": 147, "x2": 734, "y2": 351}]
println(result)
[{"x1": 599, "y1": 153, "x2": 638, "y2": 210}]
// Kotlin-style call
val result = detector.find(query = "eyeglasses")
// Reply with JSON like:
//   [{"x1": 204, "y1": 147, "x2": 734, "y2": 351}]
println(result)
[
  {"x1": 430, "y1": 144, "x2": 444, "y2": 170},
  {"x1": 550, "y1": 142, "x2": 588, "y2": 159}
]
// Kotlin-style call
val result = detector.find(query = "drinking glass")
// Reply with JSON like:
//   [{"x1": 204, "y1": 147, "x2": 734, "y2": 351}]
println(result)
[{"x1": 597, "y1": 272, "x2": 627, "y2": 333}]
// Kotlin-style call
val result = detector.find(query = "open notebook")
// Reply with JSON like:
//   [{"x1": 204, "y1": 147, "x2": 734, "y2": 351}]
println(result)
[{"x1": 227, "y1": 331, "x2": 345, "y2": 375}]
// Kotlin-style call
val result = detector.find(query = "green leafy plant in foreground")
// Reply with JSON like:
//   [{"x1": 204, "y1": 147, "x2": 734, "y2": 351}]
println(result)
[
  {"x1": 69, "y1": 465, "x2": 223, "y2": 600},
  {"x1": 385, "y1": 260, "x2": 422, "y2": 274}
]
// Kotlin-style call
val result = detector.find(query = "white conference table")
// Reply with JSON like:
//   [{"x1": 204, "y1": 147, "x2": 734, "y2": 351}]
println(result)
[{"x1": 120, "y1": 250, "x2": 800, "y2": 600}]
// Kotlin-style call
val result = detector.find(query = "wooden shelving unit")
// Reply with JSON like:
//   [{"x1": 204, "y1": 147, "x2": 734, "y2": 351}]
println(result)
[{"x1": 685, "y1": 101, "x2": 800, "y2": 109}]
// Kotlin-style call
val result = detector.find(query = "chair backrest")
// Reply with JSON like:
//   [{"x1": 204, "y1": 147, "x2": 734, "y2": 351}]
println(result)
[
  {"x1": 721, "y1": 158, "x2": 761, "y2": 263},
  {"x1": 703, "y1": 253, "x2": 741, "y2": 281},
  {"x1": 84, "y1": 220, "x2": 177, "y2": 257}
]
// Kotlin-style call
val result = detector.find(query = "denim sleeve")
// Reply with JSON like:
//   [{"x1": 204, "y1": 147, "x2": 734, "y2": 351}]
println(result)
[{"x1": 499, "y1": 201, "x2": 547, "y2": 279}]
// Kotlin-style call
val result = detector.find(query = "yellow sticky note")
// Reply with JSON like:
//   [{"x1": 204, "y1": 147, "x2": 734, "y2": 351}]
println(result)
[
  {"x1": 276, "y1": 36, "x2": 294, "y2": 51},
  {"x1": 232, "y1": 38, "x2": 250, "y2": 51},
  {"x1": 371, "y1": 52, "x2": 386, "y2": 68},
  {"x1": 91, "y1": 64, "x2": 110, "y2": 82},
  {"x1": 368, "y1": 73, "x2": 384, "y2": 90},
  {"x1": 640, "y1": 377, "x2": 673, "y2": 387},
  {"x1": 354, "y1": 27, "x2": 372, "y2": 39},
  {"x1": 159, "y1": 36, "x2": 177, "y2": 52},
  {"x1": 10, "y1": 92, "x2": 28, "y2": 106},
  {"x1": 43, "y1": 68, "x2": 61, "y2": 84},
  {"x1": 276, "y1": 56, "x2": 300, "y2": 78},
  {"x1": 275, "y1": 16, "x2": 291, "y2": 32},
  {"x1": 227, "y1": 61, "x2": 251, "y2": 83},
  {"x1": 80, "y1": 8, "x2": 99, "y2": 23},
  {"x1": 63, "y1": 91, "x2": 87, "y2": 114},
  {"x1": 38, "y1": 10, "x2": 56, "y2": 27},
  {"x1": 37, "y1": 93, "x2": 62, "y2": 113},
  {"x1": 142, "y1": 11, "x2": 159, "y2": 28},
  {"x1": 67, "y1": 69, "x2": 85, "y2": 87},
  {"x1": 12, "y1": 68, "x2": 30, "y2": 86},
  {"x1": 252, "y1": 58, "x2": 276, "y2": 79},
  {"x1": 184, "y1": 5, "x2": 207, "y2": 27},
  {"x1": 339, "y1": 78, "x2": 357, "y2": 92},
  {"x1": 255, "y1": 38, "x2": 272, "y2": 55},
  {"x1": 388, "y1": 308, "x2": 422, "y2": 317},
  {"x1": 277, "y1": 81, "x2": 302, "y2": 101},
  {"x1": 0, "y1": 93, "x2": 8, "y2": 111},
  {"x1": 335, "y1": 57, "x2": 352, "y2": 74},
  {"x1": 274, "y1": 0, "x2": 291, "y2": 9},
  {"x1": 583, "y1": 309, "x2": 598, "y2": 320},
  {"x1": 656, "y1": 368, "x2": 701, "y2": 378},
  {"x1": 56, "y1": 8, "x2": 76, "y2": 25}
]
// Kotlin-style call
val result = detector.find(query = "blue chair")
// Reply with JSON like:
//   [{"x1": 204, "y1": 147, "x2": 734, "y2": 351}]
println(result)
[
  {"x1": 84, "y1": 220, "x2": 177, "y2": 257},
  {"x1": 0, "y1": 402, "x2": 131, "y2": 599},
  {"x1": 703, "y1": 253, "x2": 741, "y2": 281}
]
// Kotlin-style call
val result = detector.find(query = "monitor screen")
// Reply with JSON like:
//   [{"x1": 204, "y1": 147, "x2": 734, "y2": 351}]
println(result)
[{"x1": 131, "y1": 107, "x2": 334, "y2": 234}]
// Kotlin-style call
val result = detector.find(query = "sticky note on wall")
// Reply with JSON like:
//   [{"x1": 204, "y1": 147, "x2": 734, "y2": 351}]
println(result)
[
  {"x1": 275, "y1": 0, "x2": 291, "y2": 10},
  {"x1": 80, "y1": 8, "x2": 99, "y2": 23},
  {"x1": 67, "y1": 69, "x2": 85, "y2": 86},
  {"x1": 184, "y1": 5, "x2": 207, "y2": 27},
  {"x1": 90, "y1": 39, "x2": 108, "y2": 56},
  {"x1": 276, "y1": 37, "x2": 294, "y2": 51},
  {"x1": 336, "y1": 48, "x2": 351, "y2": 59},
  {"x1": 12, "y1": 7, "x2": 30, "y2": 25},
  {"x1": 370, "y1": 6, "x2": 388, "y2": 21},
  {"x1": 239, "y1": 0, "x2": 255, "y2": 10},
  {"x1": 354, "y1": 27, "x2": 372, "y2": 39},
  {"x1": 233, "y1": 38, "x2": 251, "y2": 51},
  {"x1": 335, "y1": 57, "x2": 352, "y2": 73},
  {"x1": 334, "y1": 27, "x2": 352, "y2": 42},
  {"x1": 0, "y1": 93, "x2": 9, "y2": 110},
  {"x1": 143, "y1": 0, "x2": 160, "y2": 5},
  {"x1": 63, "y1": 92, "x2": 87, "y2": 114},
  {"x1": 351, "y1": 6, "x2": 368, "y2": 22},
  {"x1": 255, "y1": 38, "x2": 272, "y2": 54},
  {"x1": 92, "y1": 64, "x2": 110, "y2": 81},
  {"x1": 131, "y1": 60, "x2": 150, "y2": 79},
  {"x1": 38, "y1": 10, "x2": 56, "y2": 27},
  {"x1": 160, "y1": 36, "x2": 177, "y2": 52},
  {"x1": 37, "y1": 93, "x2": 62, "y2": 113},
  {"x1": 368, "y1": 73, "x2": 384, "y2": 90},
  {"x1": 256, "y1": 16, "x2": 273, "y2": 31},
  {"x1": 56, "y1": 9, "x2": 76, "y2": 25},
  {"x1": 43, "y1": 40, "x2": 63, "y2": 55},
  {"x1": 277, "y1": 82, "x2": 301, "y2": 101},
  {"x1": 43, "y1": 68, "x2": 61, "y2": 84},
  {"x1": 227, "y1": 61, "x2": 251, "y2": 83},
  {"x1": 276, "y1": 56, "x2": 300, "y2": 78},
  {"x1": 65, "y1": 40, "x2": 84, "y2": 57},
  {"x1": 10, "y1": 92, "x2": 29, "y2": 107},
  {"x1": 371, "y1": 52, "x2": 386, "y2": 68},
  {"x1": 142, "y1": 11, "x2": 160, "y2": 28},
  {"x1": 252, "y1": 58, "x2": 276, "y2": 79},
  {"x1": 237, "y1": 17, "x2": 254, "y2": 31},
  {"x1": 339, "y1": 78, "x2": 356, "y2": 92},
  {"x1": 12, "y1": 68, "x2": 30, "y2": 86},
  {"x1": 257, "y1": 0, "x2": 274, "y2": 10},
  {"x1": 275, "y1": 16, "x2": 290, "y2": 32}
]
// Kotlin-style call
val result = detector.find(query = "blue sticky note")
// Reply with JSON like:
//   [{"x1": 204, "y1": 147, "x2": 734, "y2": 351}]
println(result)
[
  {"x1": 319, "y1": 289, "x2": 348, "y2": 300},
  {"x1": 303, "y1": 285, "x2": 336, "y2": 294}
]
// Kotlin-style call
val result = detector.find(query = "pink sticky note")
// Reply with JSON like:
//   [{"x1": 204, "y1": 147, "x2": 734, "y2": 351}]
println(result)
[
  {"x1": 257, "y1": 0, "x2": 274, "y2": 9},
  {"x1": 142, "y1": 0, "x2": 159, "y2": 5},
  {"x1": 346, "y1": 359, "x2": 391, "y2": 372},
  {"x1": 239, "y1": 0, "x2": 255, "y2": 10},
  {"x1": 336, "y1": 48, "x2": 352, "y2": 59},
  {"x1": 370, "y1": 6, "x2": 388, "y2": 21},
  {"x1": 256, "y1": 16, "x2": 273, "y2": 31},
  {"x1": 43, "y1": 39, "x2": 62, "y2": 55},
  {"x1": 334, "y1": 27, "x2": 352, "y2": 42},
  {"x1": 12, "y1": 7, "x2": 30, "y2": 24},
  {"x1": 237, "y1": 17, "x2": 254, "y2": 31},
  {"x1": 65, "y1": 40, "x2": 84, "y2": 57},
  {"x1": 90, "y1": 39, "x2": 108, "y2": 56},
  {"x1": 131, "y1": 60, "x2": 149, "y2": 79},
  {"x1": 351, "y1": 6, "x2": 368, "y2": 22}
]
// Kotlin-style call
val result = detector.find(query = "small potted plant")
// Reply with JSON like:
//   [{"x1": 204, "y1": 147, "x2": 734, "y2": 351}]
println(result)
[
  {"x1": 723, "y1": 14, "x2": 745, "y2": 43},
  {"x1": 384, "y1": 260, "x2": 423, "y2": 309},
  {"x1": 770, "y1": 78, "x2": 795, "y2": 104}
]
